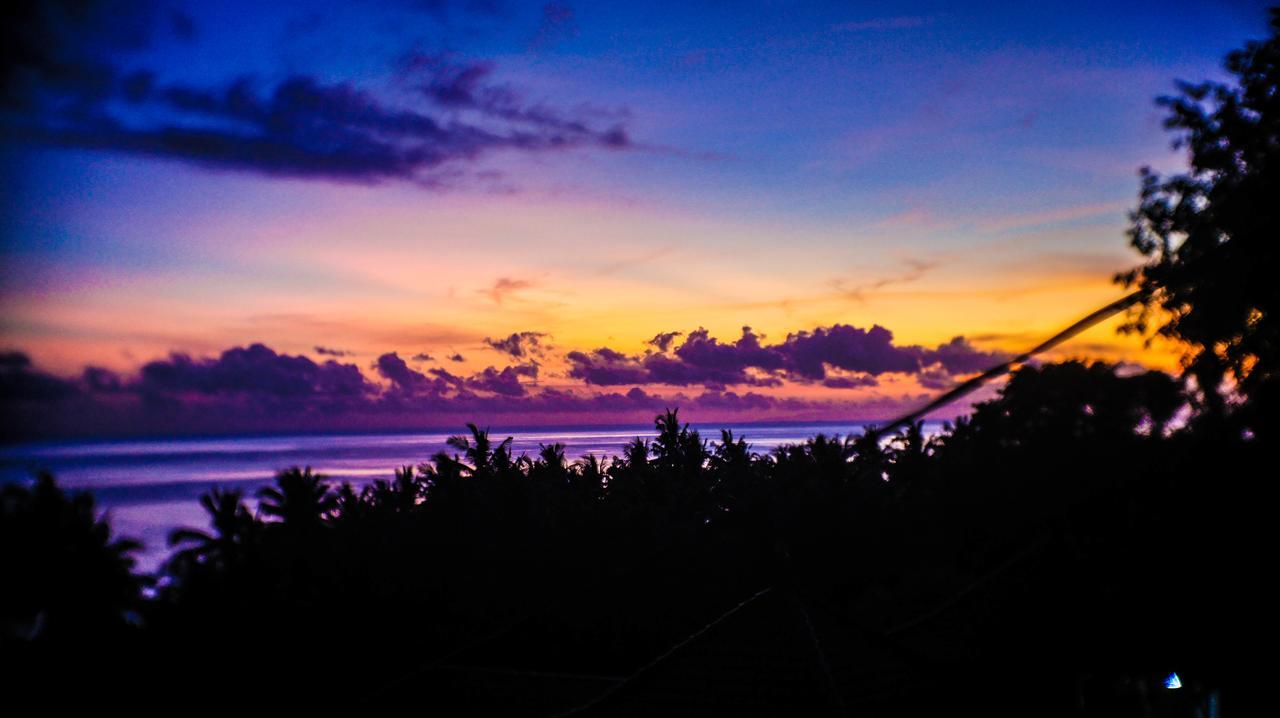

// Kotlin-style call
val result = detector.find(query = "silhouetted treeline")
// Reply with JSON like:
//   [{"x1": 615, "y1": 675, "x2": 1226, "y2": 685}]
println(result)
[{"x1": 1, "y1": 360, "x2": 1267, "y2": 714}]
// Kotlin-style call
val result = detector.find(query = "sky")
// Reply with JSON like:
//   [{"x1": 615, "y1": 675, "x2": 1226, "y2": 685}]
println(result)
[{"x1": 0, "y1": 0, "x2": 1271, "y2": 438}]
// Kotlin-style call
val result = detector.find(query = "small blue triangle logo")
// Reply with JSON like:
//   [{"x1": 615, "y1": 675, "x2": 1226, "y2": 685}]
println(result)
[{"x1": 1165, "y1": 672, "x2": 1182, "y2": 689}]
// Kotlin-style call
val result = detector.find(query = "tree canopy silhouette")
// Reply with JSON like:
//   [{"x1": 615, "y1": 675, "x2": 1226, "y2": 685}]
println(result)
[
  {"x1": 1119, "y1": 8, "x2": 1280, "y2": 436},
  {"x1": 1, "y1": 474, "x2": 145, "y2": 643},
  {"x1": 4, "y1": 356, "x2": 1260, "y2": 714}
]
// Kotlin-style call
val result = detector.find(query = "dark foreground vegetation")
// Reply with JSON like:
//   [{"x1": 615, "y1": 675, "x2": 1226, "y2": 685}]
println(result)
[
  {"x1": 3, "y1": 8, "x2": 1279, "y2": 717},
  {"x1": 1, "y1": 359, "x2": 1272, "y2": 715}
]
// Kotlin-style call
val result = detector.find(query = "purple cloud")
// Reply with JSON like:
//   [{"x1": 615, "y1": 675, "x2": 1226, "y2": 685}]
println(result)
[
  {"x1": 671, "y1": 327, "x2": 785, "y2": 376},
  {"x1": 917, "y1": 366, "x2": 955, "y2": 391},
  {"x1": 0, "y1": 337, "x2": 972, "y2": 440},
  {"x1": 822, "y1": 375, "x2": 879, "y2": 389},
  {"x1": 647, "y1": 331, "x2": 682, "y2": 352},
  {"x1": 465, "y1": 366, "x2": 528, "y2": 397},
  {"x1": 0, "y1": 352, "x2": 79, "y2": 402},
  {"x1": 428, "y1": 367, "x2": 466, "y2": 389},
  {"x1": 406, "y1": 54, "x2": 609, "y2": 141},
  {"x1": 484, "y1": 331, "x2": 548, "y2": 358},
  {"x1": 3, "y1": 3, "x2": 633, "y2": 187},
  {"x1": 567, "y1": 324, "x2": 1004, "y2": 389},
  {"x1": 376, "y1": 352, "x2": 432, "y2": 391},
  {"x1": 1, "y1": 324, "x2": 1004, "y2": 439},
  {"x1": 138, "y1": 344, "x2": 373, "y2": 401},
  {"x1": 923, "y1": 336, "x2": 1004, "y2": 374},
  {"x1": 777, "y1": 325, "x2": 919, "y2": 379},
  {"x1": 565, "y1": 349, "x2": 653, "y2": 386},
  {"x1": 81, "y1": 366, "x2": 124, "y2": 393}
]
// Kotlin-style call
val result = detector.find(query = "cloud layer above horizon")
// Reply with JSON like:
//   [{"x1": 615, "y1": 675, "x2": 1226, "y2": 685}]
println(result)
[{"x1": 0, "y1": 321, "x2": 1005, "y2": 438}]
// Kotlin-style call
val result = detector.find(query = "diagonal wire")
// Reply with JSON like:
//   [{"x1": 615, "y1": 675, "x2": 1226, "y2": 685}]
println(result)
[
  {"x1": 872, "y1": 290, "x2": 1147, "y2": 438},
  {"x1": 552, "y1": 586, "x2": 776, "y2": 717}
]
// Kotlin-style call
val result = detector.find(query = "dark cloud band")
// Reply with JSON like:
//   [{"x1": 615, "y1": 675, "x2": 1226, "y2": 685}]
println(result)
[
  {"x1": 2, "y1": 1, "x2": 632, "y2": 187},
  {"x1": 567, "y1": 325, "x2": 1006, "y2": 389}
]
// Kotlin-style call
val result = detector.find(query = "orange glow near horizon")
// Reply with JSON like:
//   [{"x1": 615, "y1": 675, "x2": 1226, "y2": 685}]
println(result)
[{"x1": 3, "y1": 186, "x2": 1179, "y2": 385}]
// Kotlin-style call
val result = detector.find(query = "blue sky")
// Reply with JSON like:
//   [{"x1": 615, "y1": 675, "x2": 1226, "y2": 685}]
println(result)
[{"x1": 0, "y1": 0, "x2": 1271, "y2": 436}]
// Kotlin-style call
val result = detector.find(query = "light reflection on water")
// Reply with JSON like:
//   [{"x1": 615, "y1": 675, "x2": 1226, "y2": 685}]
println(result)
[{"x1": 0, "y1": 421, "x2": 943, "y2": 573}]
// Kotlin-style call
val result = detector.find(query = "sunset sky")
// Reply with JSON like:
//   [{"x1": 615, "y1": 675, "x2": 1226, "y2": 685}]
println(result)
[{"x1": 0, "y1": 1, "x2": 1269, "y2": 437}]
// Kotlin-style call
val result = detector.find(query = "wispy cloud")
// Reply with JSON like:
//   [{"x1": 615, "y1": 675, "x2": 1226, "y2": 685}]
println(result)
[
  {"x1": 530, "y1": 2, "x2": 579, "y2": 50},
  {"x1": 828, "y1": 258, "x2": 939, "y2": 303},
  {"x1": 482, "y1": 277, "x2": 536, "y2": 305},
  {"x1": 977, "y1": 201, "x2": 1130, "y2": 234},
  {"x1": 595, "y1": 246, "x2": 677, "y2": 277},
  {"x1": 831, "y1": 16, "x2": 934, "y2": 32}
]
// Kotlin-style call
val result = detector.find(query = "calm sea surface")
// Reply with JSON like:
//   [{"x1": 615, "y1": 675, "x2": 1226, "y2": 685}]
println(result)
[{"x1": 0, "y1": 421, "x2": 943, "y2": 572}]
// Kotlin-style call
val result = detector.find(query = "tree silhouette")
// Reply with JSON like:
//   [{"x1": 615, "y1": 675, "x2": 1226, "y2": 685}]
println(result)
[
  {"x1": 256, "y1": 466, "x2": 337, "y2": 529},
  {"x1": 1, "y1": 474, "x2": 145, "y2": 642},
  {"x1": 167, "y1": 487, "x2": 256, "y2": 570},
  {"x1": 1119, "y1": 8, "x2": 1280, "y2": 436},
  {"x1": 8, "y1": 352, "x2": 1258, "y2": 713},
  {"x1": 444, "y1": 422, "x2": 514, "y2": 476}
]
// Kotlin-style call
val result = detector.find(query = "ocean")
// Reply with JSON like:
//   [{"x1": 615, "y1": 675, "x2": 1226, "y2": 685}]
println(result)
[{"x1": 0, "y1": 420, "x2": 944, "y2": 573}]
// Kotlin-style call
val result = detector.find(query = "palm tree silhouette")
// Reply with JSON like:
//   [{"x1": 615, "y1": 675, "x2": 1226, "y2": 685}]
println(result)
[
  {"x1": 168, "y1": 487, "x2": 255, "y2": 567},
  {"x1": 1, "y1": 473, "x2": 145, "y2": 641},
  {"x1": 256, "y1": 467, "x2": 337, "y2": 529},
  {"x1": 445, "y1": 423, "x2": 514, "y2": 475},
  {"x1": 362, "y1": 464, "x2": 424, "y2": 513}
]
